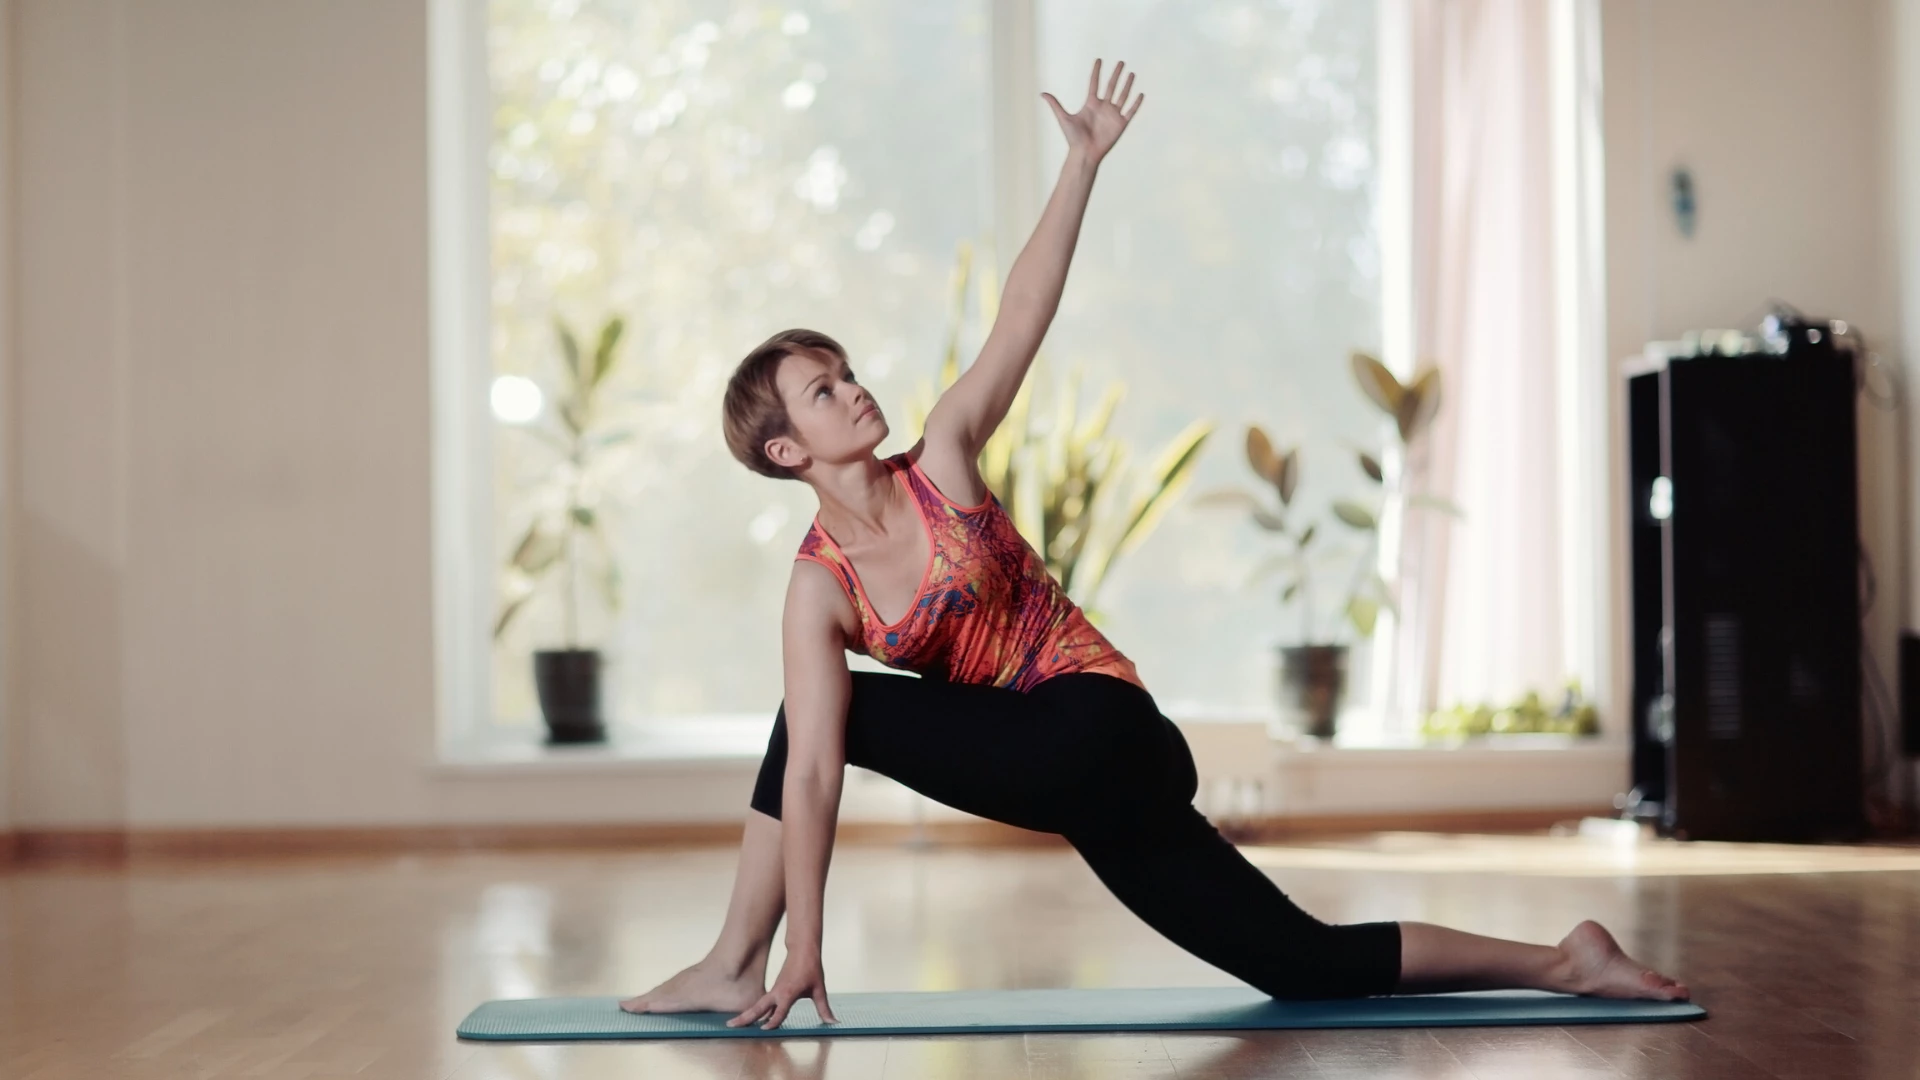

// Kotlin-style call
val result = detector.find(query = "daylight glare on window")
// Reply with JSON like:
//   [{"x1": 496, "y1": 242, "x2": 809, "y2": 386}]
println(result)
[{"x1": 487, "y1": 0, "x2": 1379, "y2": 727}]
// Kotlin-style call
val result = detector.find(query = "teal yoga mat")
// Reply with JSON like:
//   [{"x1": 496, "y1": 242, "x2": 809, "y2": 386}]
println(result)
[{"x1": 456, "y1": 987, "x2": 1705, "y2": 1041}]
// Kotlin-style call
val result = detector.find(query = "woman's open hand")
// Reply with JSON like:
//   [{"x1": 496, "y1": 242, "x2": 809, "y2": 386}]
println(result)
[
  {"x1": 1042, "y1": 59, "x2": 1144, "y2": 165},
  {"x1": 727, "y1": 947, "x2": 839, "y2": 1031}
]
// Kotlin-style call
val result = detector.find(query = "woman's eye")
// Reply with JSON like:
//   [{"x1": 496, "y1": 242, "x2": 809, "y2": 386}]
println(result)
[{"x1": 817, "y1": 387, "x2": 831, "y2": 399}]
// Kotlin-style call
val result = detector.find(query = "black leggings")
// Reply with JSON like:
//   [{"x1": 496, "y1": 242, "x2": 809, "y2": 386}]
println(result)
[{"x1": 749, "y1": 670, "x2": 1402, "y2": 1000}]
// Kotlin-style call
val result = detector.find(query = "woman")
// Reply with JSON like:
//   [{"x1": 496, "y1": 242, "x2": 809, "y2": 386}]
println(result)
[{"x1": 622, "y1": 59, "x2": 1689, "y2": 1031}]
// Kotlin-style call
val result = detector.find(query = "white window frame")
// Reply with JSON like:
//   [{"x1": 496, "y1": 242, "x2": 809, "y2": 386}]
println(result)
[{"x1": 427, "y1": 0, "x2": 1615, "y2": 753}]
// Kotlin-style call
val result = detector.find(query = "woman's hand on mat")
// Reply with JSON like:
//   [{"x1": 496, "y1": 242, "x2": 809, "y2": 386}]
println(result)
[
  {"x1": 1041, "y1": 59, "x2": 1143, "y2": 166},
  {"x1": 727, "y1": 948, "x2": 839, "y2": 1030}
]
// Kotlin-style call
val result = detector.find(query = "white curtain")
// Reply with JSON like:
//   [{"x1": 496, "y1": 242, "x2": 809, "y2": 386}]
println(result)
[{"x1": 1394, "y1": 0, "x2": 1564, "y2": 715}]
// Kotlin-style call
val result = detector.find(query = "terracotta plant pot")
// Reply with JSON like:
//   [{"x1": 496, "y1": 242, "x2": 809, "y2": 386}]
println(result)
[
  {"x1": 534, "y1": 648, "x2": 606, "y2": 745},
  {"x1": 1277, "y1": 644, "x2": 1349, "y2": 740}
]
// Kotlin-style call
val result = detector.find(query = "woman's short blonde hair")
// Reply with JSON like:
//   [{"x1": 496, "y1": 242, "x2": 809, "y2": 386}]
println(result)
[{"x1": 722, "y1": 328, "x2": 849, "y2": 480}]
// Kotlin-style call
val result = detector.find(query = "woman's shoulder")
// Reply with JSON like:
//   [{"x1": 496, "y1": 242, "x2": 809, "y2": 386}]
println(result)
[
  {"x1": 898, "y1": 438, "x2": 993, "y2": 511},
  {"x1": 787, "y1": 555, "x2": 862, "y2": 639}
]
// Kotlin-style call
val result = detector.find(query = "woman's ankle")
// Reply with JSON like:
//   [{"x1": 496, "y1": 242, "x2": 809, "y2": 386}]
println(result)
[
  {"x1": 1539, "y1": 942, "x2": 1581, "y2": 993},
  {"x1": 706, "y1": 941, "x2": 771, "y2": 981}
]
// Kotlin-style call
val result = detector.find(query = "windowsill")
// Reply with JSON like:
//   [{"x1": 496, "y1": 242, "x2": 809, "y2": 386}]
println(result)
[
  {"x1": 432, "y1": 716, "x2": 773, "y2": 775},
  {"x1": 431, "y1": 712, "x2": 1623, "y2": 776}
]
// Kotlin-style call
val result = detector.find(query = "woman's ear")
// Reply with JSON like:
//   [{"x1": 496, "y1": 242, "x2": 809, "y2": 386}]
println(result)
[{"x1": 765, "y1": 435, "x2": 808, "y2": 473}]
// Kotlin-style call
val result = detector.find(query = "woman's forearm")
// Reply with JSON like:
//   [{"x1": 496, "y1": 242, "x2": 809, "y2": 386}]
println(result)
[
  {"x1": 1001, "y1": 150, "x2": 1099, "y2": 317},
  {"x1": 779, "y1": 765, "x2": 844, "y2": 956}
]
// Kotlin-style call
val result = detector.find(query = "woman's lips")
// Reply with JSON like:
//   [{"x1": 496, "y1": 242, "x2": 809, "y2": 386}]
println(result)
[{"x1": 858, "y1": 405, "x2": 879, "y2": 420}]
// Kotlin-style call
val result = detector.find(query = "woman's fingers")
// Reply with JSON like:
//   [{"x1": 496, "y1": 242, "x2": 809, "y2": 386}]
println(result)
[
  {"x1": 726, "y1": 993, "x2": 774, "y2": 1028},
  {"x1": 1116, "y1": 72, "x2": 1135, "y2": 107},
  {"x1": 1105, "y1": 60, "x2": 1126, "y2": 102},
  {"x1": 814, "y1": 990, "x2": 839, "y2": 1024},
  {"x1": 1123, "y1": 92, "x2": 1145, "y2": 122},
  {"x1": 763, "y1": 994, "x2": 794, "y2": 1029}
]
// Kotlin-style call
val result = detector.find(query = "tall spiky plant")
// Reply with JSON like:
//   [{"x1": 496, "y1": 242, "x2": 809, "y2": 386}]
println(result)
[{"x1": 904, "y1": 241, "x2": 1214, "y2": 619}]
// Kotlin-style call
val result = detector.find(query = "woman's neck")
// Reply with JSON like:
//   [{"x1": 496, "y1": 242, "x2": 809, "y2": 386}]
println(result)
[{"x1": 810, "y1": 455, "x2": 900, "y2": 542}]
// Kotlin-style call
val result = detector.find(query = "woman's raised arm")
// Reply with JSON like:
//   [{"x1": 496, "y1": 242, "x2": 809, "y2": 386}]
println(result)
[{"x1": 923, "y1": 59, "x2": 1145, "y2": 459}]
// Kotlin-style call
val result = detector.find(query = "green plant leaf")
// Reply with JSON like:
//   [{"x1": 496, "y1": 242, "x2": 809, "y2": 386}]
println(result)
[
  {"x1": 1278, "y1": 448, "x2": 1300, "y2": 506},
  {"x1": 1245, "y1": 426, "x2": 1283, "y2": 487},
  {"x1": 1251, "y1": 506, "x2": 1288, "y2": 532},
  {"x1": 1113, "y1": 419, "x2": 1215, "y2": 559},
  {"x1": 1282, "y1": 581, "x2": 1301, "y2": 603},
  {"x1": 1190, "y1": 487, "x2": 1259, "y2": 511},
  {"x1": 555, "y1": 318, "x2": 583, "y2": 392},
  {"x1": 587, "y1": 427, "x2": 636, "y2": 450},
  {"x1": 493, "y1": 593, "x2": 533, "y2": 641},
  {"x1": 1332, "y1": 500, "x2": 1378, "y2": 530},
  {"x1": 1398, "y1": 367, "x2": 1443, "y2": 442},
  {"x1": 1406, "y1": 492, "x2": 1466, "y2": 518},
  {"x1": 1299, "y1": 523, "x2": 1317, "y2": 548},
  {"x1": 591, "y1": 316, "x2": 625, "y2": 389},
  {"x1": 1351, "y1": 351, "x2": 1404, "y2": 417},
  {"x1": 1346, "y1": 596, "x2": 1380, "y2": 636},
  {"x1": 1359, "y1": 452, "x2": 1383, "y2": 483},
  {"x1": 1076, "y1": 382, "x2": 1126, "y2": 447},
  {"x1": 570, "y1": 506, "x2": 596, "y2": 527},
  {"x1": 508, "y1": 522, "x2": 564, "y2": 575}
]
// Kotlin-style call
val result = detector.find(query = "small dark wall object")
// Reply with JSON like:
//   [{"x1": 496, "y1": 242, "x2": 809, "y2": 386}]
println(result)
[
  {"x1": 535, "y1": 649, "x2": 607, "y2": 744},
  {"x1": 1278, "y1": 645, "x2": 1348, "y2": 740},
  {"x1": 1670, "y1": 166, "x2": 1696, "y2": 238},
  {"x1": 1902, "y1": 631, "x2": 1920, "y2": 757}
]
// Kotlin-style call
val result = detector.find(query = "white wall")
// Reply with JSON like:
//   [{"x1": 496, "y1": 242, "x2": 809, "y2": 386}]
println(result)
[
  {"x1": 1889, "y1": 0, "x2": 1920, "y2": 630},
  {"x1": 0, "y1": 0, "x2": 13, "y2": 835},
  {"x1": 1599, "y1": 0, "x2": 1907, "y2": 793},
  {"x1": 3, "y1": 0, "x2": 1909, "y2": 832}
]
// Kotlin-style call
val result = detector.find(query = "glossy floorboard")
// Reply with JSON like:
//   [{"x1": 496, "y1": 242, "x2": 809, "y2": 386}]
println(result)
[{"x1": 3, "y1": 831, "x2": 1917, "y2": 1079}]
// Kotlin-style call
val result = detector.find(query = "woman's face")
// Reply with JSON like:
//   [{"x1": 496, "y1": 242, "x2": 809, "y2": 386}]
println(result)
[{"x1": 766, "y1": 347, "x2": 888, "y2": 474}]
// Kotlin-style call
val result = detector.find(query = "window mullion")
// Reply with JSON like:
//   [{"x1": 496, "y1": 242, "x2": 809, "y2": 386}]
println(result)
[{"x1": 990, "y1": 0, "x2": 1041, "y2": 295}]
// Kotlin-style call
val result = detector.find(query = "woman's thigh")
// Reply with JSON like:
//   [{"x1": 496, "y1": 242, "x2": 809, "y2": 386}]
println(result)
[{"x1": 752, "y1": 671, "x2": 1189, "y2": 835}]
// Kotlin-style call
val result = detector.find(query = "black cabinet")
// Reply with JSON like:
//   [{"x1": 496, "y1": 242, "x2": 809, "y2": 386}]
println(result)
[{"x1": 1624, "y1": 330, "x2": 1865, "y2": 841}]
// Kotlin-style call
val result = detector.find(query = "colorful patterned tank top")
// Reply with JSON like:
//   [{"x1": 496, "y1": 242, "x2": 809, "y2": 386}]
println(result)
[{"x1": 795, "y1": 452, "x2": 1145, "y2": 693}]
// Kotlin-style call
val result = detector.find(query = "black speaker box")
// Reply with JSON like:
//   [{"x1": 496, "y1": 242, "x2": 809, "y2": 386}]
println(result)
[
  {"x1": 1625, "y1": 333, "x2": 1865, "y2": 841},
  {"x1": 1901, "y1": 631, "x2": 1920, "y2": 758}
]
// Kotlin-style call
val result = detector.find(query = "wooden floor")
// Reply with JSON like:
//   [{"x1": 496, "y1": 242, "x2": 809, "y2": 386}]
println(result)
[{"x1": 4, "y1": 831, "x2": 1919, "y2": 1079}]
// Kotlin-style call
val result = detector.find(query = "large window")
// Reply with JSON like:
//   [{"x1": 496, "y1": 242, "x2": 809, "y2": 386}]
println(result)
[{"x1": 485, "y1": 0, "x2": 1382, "y2": 728}]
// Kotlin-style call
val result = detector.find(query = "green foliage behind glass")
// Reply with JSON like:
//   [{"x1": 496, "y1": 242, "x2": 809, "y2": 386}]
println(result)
[{"x1": 904, "y1": 242, "x2": 1214, "y2": 620}]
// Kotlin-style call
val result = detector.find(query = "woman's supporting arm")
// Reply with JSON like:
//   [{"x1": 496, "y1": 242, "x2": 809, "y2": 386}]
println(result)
[
  {"x1": 925, "y1": 59, "x2": 1144, "y2": 458},
  {"x1": 730, "y1": 562, "x2": 852, "y2": 1029}
]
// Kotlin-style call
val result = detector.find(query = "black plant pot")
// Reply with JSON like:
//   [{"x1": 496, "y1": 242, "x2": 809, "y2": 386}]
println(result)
[
  {"x1": 1277, "y1": 644, "x2": 1349, "y2": 740},
  {"x1": 534, "y1": 649, "x2": 606, "y2": 745}
]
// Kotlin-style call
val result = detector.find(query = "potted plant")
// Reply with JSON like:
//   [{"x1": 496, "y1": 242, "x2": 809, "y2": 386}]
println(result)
[
  {"x1": 494, "y1": 315, "x2": 631, "y2": 745},
  {"x1": 1199, "y1": 351, "x2": 1450, "y2": 740}
]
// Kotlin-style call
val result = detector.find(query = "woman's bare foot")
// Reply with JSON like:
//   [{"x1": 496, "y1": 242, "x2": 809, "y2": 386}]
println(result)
[
  {"x1": 1556, "y1": 920, "x2": 1690, "y2": 1001},
  {"x1": 620, "y1": 959, "x2": 766, "y2": 1015}
]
